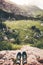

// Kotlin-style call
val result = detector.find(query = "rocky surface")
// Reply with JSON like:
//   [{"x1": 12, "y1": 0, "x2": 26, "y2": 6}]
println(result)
[
  {"x1": 0, "y1": 0, "x2": 43, "y2": 17},
  {"x1": 0, "y1": 46, "x2": 43, "y2": 65}
]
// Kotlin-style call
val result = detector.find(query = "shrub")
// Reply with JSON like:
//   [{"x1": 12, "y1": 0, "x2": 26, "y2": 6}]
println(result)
[
  {"x1": 16, "y1": 37, "x2": 21, "y2": 44},
  {"x1": 0, "y1": 22, "x2": 6, "y2": 29},
  {"x1": 33, "y1": 41, "x2": 43, "y2": 49},
  {"x1": 31, "y1": 26, "x2": 41, "y2": 34},
  {"x1": 0, "y1": 41, "x2": 13, "y2": 50},
  {"x1": 12, "y1": 45, "x2": 22, "y2": 50},
  {"x1": 24, "y1": 38, "x2": 29, "y2": 43},
  {"x1": 24, "y1": 37, "x2": 34, "y2": 44},
  {"x1": 31, "y1": 26, "x2": 36, "y2": 30},
  {"x1": 35, "y1": 28, "x2": 40, "y2": 34}
]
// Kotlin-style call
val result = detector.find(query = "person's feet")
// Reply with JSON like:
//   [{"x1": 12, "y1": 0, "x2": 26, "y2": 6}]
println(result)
[
  {"x1": 16, "y1": 51, "x2": 27, "y2": 65},
  {"x1": 22, "y1": 51, "x2": 27, "y2": 65},
  {"x1": 16, "y1": 52, "x2": 21, "y2": 65}
]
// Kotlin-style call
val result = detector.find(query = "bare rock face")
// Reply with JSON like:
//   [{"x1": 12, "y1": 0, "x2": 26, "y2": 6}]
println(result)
[
  {"x1": 0, "y1": 0, "x2": 21, "y2": 14},
  {"x1": 0, "y1": 46, "x2": 43, "y2": 65},
  {"x1": 0, "y1": 0, "x2": 43, "y2": 18}
]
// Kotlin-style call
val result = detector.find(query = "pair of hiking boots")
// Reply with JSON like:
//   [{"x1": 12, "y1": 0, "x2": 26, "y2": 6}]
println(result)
[{"x1": 16, "y1": 51, "x2": 27, "y2": 65}]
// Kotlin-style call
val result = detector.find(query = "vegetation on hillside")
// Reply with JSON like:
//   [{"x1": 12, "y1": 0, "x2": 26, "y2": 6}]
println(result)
[
  {"x1": 0, "y1": 0, "x2": 43, "y2": 50},
  {"x1": 0, "y1": 20, "x2": 43, "y2": 50}
]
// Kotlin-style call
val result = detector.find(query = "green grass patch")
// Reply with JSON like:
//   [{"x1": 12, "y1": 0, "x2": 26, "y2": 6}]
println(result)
[{"x1": 2, "y1": 20, "x2": 43, "y2": 49}]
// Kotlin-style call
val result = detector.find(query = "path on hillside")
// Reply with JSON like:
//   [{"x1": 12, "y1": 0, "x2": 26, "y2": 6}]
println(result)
[{"x1": 0, "y1": 46, "x2": 43, "y2": 65}]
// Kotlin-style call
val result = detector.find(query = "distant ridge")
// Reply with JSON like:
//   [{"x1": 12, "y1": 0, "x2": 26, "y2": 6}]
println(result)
[{"x1": 0, "y1": 0, "x2": 43, "y2": 20}]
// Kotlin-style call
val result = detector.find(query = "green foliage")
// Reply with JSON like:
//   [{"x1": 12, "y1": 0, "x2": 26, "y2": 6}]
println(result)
[
  {"x1": 12, "y1": 44, "x2": 22, "y2": 50},
  {"x1": 0, "y1": 41, "x2": 13, "y2": 50},
  {"x1": 24, "y1": 37, "x2": 34, "y2": 44},
  {"x1": 0, "y1": 41, "x2": 22, "y2": 50},
  {"x1": 16, "y1": 37, "x2": 21, "y2": 44},
  {"x1": 0, "y1": 20, "x2": 43, "y2": 49},
  {"x1": 0, "y1": 22, "x2": 6, "y2": 29},
  {"x1": 33, "y1": 41, "x2": 43, "y2": 49}
]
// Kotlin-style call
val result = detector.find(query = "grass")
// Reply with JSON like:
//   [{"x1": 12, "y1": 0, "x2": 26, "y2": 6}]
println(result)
[
  {"x1": 4, "y1": 20, "x2": 43, "y2": 38},
  {"x1": 11, "y1": 44, "x2": 23, "y2": 50},
  {"x1": 0, "y1": 41, "x2": 31, "y2": 50},
  {"x1": 4, "y1": 20, "x2": 43, "y2": 30},
  {"x1": 11, "y1": 43, "x2": 31, "y2": 50},
  {"x1": 2, "y1": 20, "x2": 43, "y2": 49},
  {"x1": 4, "y1": 20, "x2": 41, "y2": 29}
]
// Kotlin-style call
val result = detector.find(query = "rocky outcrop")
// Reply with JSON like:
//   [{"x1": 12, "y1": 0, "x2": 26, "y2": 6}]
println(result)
[
  {"x1": 0, "y1": 46, "x2": 43, "y2": 65},
  {"x1": 0, "y1": 0, "x2": 43, "y2": 18},
  {"x1": 0, "y1": 0, "x2": 20, "y2": 13},
  {"x1": 0, "y1": 1, "x2": 29, "y2": 20}
]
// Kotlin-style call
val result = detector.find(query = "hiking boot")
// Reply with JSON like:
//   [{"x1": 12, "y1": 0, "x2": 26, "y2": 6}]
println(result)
[
  {"x1": 16, "y1": 52, "x2": 21, "y2": 65},
  {"x1": 22, "y1": 51, "x2": 27, "y2": 65}
]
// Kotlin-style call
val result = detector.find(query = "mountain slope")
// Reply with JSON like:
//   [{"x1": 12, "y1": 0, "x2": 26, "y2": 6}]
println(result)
[
  {"x1": 0, "y1": 0, "x2": 43, "y2": 20},
  {"x1": 0, "y1": 0, "x2": 22, "y2": 14}
]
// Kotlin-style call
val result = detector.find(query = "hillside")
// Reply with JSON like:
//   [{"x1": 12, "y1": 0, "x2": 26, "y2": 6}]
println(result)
[
  {"x1": 20, "y1": 5, "x2": 43, "y2": 16},
  {"x1": 0, "y1": 1, "x2": 43, "y2": 64},
  {"x1": 0, "y1": 0, "x2": 43, "y2": 20},
  {"x1": 0, "y1": 0, "x2": 43, "y2": 50},
  {"x1": 0, "y1": 0, "x2": 21, "y2": 13},
  {"x1": 0, "y1": 20, "x2": 43, "y2": 50}
]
